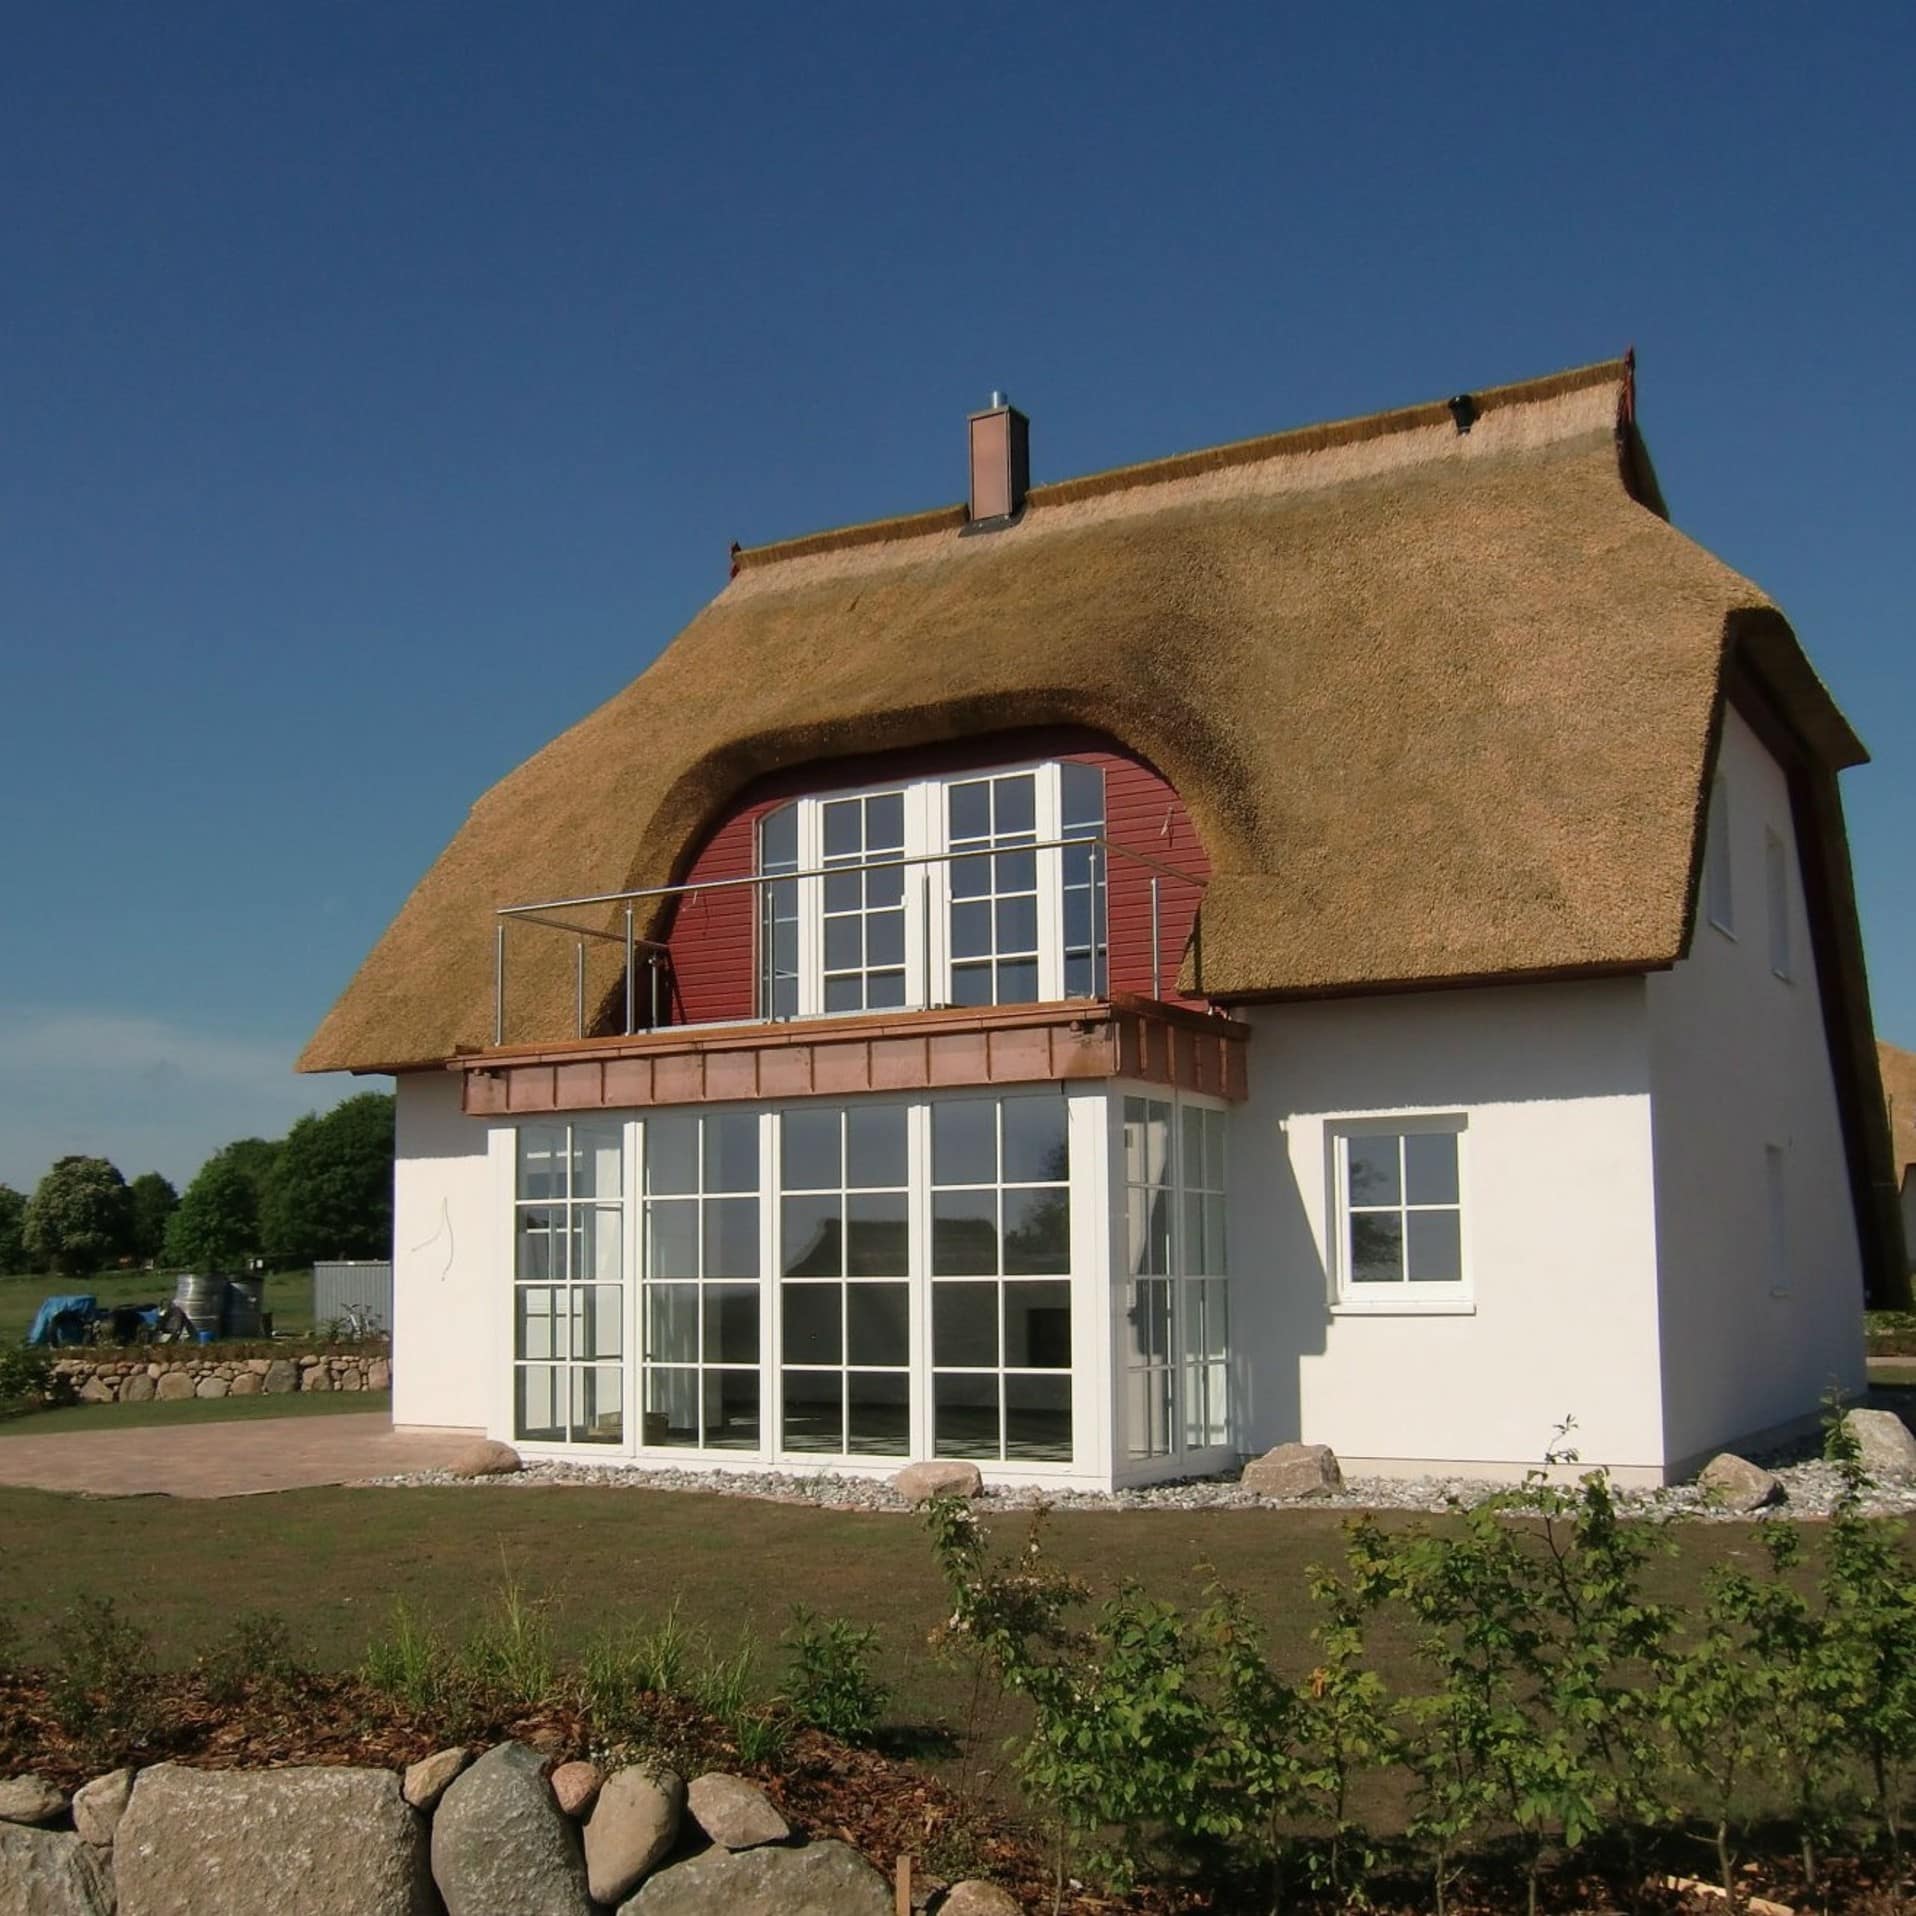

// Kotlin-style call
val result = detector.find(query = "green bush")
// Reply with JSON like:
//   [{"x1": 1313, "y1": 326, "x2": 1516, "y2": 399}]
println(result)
[
  {"x1": 782, "y1": 1604, "x2": 890, "y2": 1747},
  {"x1": 198, "y1": 1609, "x2": 303, "y2": 1707},
  {"x1": 48, "y1": 1595, "x2": 158, "y2": 1768},
  {"x1": 0, "y1": 1346, "x2": 57, "y2": 1413},
  {"x1": 923, "y1": 1403, "x2": 1916, "y2": 1913}
]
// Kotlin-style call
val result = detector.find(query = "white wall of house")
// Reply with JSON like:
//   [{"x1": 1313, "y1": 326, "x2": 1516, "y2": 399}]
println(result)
[
  {"x1": 1645, "y1": 706, "x2": 1867, "y2": 1468},
  {"x1": 1231, "y1": 981, "x2": 1669, "y2": 1482},
  {"x1": 391, "y1": 1070, "x2": 495, "y2": 1433}
]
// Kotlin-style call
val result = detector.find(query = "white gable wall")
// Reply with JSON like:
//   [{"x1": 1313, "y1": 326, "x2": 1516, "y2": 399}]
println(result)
[
  {"x1": 391, "y1": 1070, "x2": 494, "y2": 1433},
  {"x1": 1232, "y1": 982, "x2": 1667, "y2": 1482},
  {"x1": 1646, "y1": 706, "x2": 1866, "y2": 1468}
]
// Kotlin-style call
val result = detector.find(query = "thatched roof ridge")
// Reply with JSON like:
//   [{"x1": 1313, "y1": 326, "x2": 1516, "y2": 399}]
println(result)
[{"x1": 300, "y1": 357, "x2": 1866, "y2": 1078}]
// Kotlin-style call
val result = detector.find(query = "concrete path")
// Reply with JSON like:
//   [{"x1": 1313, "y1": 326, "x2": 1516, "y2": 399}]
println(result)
[{"x1": 0, "y1": 1413, "x2": 477, "y2": 1499}]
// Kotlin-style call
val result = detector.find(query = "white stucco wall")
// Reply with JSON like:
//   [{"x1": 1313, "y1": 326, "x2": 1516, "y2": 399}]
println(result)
[
  {"x1": 1231, "y1": 981, "x2": 1669, "y2": 1480},
  {"x1": 1645, "y1": 707, "x2": 1867, "y2": 1467},
  {"x1": 391, "y1": 1070, "x2": 495, "y2": 1433}
]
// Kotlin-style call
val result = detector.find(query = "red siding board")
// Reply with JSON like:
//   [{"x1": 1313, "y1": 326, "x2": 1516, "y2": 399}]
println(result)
[{"x1": 659, "y1": 729, "x2": 1212, "y2": 1029}]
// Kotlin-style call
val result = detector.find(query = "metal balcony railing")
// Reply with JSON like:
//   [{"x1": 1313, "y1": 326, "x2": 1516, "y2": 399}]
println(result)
[{"x1": 491, "y1": 835, "x2": 1206, "y2": 1048}]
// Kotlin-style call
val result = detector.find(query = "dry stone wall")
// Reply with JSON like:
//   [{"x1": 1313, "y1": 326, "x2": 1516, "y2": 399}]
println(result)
[
  {"x1": 51, "y1": 1348, "x2": 390, "y2": 1404},
  {"x1": 0, "y1": 1746, "x2": 1014, "y2": 1913}
]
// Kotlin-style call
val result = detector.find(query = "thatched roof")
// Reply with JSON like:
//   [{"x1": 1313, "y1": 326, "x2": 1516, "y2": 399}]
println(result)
[
  {"x1": 1882, "y1": 1041, "x2": 1916, "y2": 1180},
  {"x1": 301, "y1": 356, "x2": 1867, "y2": 1077}
]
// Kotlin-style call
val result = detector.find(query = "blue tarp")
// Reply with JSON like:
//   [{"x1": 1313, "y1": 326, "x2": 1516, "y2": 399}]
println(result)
[{"x1": 24, "y1": 1294, "x2": 97, "y2": 1348}]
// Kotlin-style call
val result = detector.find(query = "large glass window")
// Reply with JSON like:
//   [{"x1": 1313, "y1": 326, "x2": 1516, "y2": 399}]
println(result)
[
  {"x1": 752, "y1": 761, "x2": 1107, "y2": 1019},
  {"x1": 931, "y1": 1093, "x2": 1073, "y2": 1461},
  {"x1": 641, "y1": 1111, "x2": 762, "y2": 1449},
  {"x1": 779, "y1": 1104, "x2": 911, "y2": 1456},
  {"x1": 514, "y1": 1121, "x2": 624, "y2": 1445}
]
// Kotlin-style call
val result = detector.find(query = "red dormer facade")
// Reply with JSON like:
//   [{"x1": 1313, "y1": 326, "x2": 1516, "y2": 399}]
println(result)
[{"x1": 657, "y1": 727, "x2": 1210, "y2": 1030}]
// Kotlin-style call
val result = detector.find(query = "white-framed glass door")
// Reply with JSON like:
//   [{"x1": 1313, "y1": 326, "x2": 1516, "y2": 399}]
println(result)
[
  {"x1": 1116, "y1": 1089, "x2": 1233, "y2": 1472},
  {"x1": 755, "y1": 761, "x2": 1106, "y2": 1021}
]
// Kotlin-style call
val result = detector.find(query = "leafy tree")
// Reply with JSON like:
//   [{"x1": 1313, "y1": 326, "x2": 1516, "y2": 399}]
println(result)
[
  {"x1": 125, "y1": 1172, "x2": 179, "y2": 1263},
  {"x1": 0, "y1": 1184, "x2": 27, "y2": 1275},
  {"x1": 259, "y1": 1093, "x2": 394, "y2": 1264},
  {"x1": 210, "y1": 1137, "x2": 280, "y2": 1213},
  {"x1": 163, "y1": 1157, "x2": 261, "y2": 1271},
  {"x1": 22, "y1": 1158, "x2": 131, "y2": 1276}
]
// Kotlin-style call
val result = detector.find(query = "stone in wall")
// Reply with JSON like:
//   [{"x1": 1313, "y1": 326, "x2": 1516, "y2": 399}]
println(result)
[
  {"x1": 620, "y1": 1838, "x2": 893, "y2": 1914},
  {"x1": 432, "y1": 1741, "x2": 591, "y2": 1916},
  {"x1": 114, "y1": 1762, "x2": 433, "y2": 1916},
  {"x1": 0, "y1": 1823, "x2": 114, "y2": 1915}
]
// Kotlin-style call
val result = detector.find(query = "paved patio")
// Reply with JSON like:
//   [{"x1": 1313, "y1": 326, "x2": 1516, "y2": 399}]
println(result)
[{"x1": 0, "y1": 1413, "x2": 478, "y2": 1499}]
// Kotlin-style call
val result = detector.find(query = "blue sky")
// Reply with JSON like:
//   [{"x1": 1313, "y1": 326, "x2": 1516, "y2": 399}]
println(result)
[{"x1": 2, "y1": 5, "x2": 1912, "y2": 1193}]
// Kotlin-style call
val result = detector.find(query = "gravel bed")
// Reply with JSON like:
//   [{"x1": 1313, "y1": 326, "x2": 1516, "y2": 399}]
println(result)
[{"x1": 366, "y1": 1436, "x2": 1916, "y2": 1522}]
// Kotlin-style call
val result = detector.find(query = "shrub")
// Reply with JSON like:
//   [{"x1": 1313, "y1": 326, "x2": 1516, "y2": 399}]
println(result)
[
  {"x1": 198, "y1": 1609, "x2": 303, "y2": 1707},
  {"x1": 0, "y1": 1346, "x2": 57, "y2": 1414},
  {"x1": 48, "y1": 1595, "x2": 158, "y2": 1767},
  {"x1": 782, "y1": 1605, "x2": 889, "y2": 1746}
]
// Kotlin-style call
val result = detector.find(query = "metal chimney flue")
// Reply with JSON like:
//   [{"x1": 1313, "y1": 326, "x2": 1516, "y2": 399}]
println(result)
[{"x1": 965, "y1": 393, "x2": 1029, "y2": 531}]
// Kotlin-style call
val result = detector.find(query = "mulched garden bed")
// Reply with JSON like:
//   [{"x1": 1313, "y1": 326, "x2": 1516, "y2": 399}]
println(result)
[{"x1": 0, "y1": 1667, "x2": 1906, "y2": 1912}]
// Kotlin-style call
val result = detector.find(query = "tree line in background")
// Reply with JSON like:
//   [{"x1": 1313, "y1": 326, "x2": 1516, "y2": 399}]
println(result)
[{"x1": 0, "y1": 1093, "x2": 394, "y2": 1277}]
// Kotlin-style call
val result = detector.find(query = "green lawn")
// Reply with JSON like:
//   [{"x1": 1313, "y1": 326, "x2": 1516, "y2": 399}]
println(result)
[
  {"x1": 0, "y1": 1390, "x2": 389, "y2": 1438},
  {"x1": 0, "y1": 1482, "x2": 1817, "y2": 1736},
  {"x1": 0, "y1": 1267, "x2": 315, "y2": 1345}
]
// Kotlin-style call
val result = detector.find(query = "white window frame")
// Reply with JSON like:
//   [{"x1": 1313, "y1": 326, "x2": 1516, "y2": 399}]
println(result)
[
  {"x1": 1765, "y1": 826, "x2": 1793, "y2": 982},
  {"x1": 755, "y1": 760, "x2": 1105, "y2": 1019},
  {"x1": 1114, "y1": 1087, "x2": 1234, "y2": 1471},
  {"x1": 501, "y1": 1088, "x2": 1109, "y2": 1479},
  {"x1": 1326, "y1": 1112, "x2": 1473, "y2": 1315},
  {"x1": 1705, "y1": 774, "x2": 1735, "y2": 938}
]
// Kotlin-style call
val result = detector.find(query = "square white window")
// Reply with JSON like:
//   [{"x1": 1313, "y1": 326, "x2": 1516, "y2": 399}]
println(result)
[{"x1": 1333, "y1": 1118, "x2": 1467, "y2": 1304}]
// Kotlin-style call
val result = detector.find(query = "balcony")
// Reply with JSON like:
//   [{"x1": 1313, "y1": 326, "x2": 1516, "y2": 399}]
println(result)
[{"x1": 461, "y1": 839, "x2": 1245, "y2": 1115}]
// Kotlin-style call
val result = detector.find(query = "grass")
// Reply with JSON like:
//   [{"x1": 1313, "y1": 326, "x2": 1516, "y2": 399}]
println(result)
[
  {"x1": 0, "y1": 1390, "x2": 390, "y2": 1437},
  {"x1": 0, "y1": 1267, "x2": 315, "y2": 1345},
  {"x1": 0, "y1": 1483, "x2": 1844, "y2": 1744}
]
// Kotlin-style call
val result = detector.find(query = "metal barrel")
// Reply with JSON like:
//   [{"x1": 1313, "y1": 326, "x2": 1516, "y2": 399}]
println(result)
[
  {"x1": 222, "y1": 1276, "x2": 266, "y2": 1340},
  {"x1": 173, "y1": 1272, "x2": 226, "y2": 1339}
]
